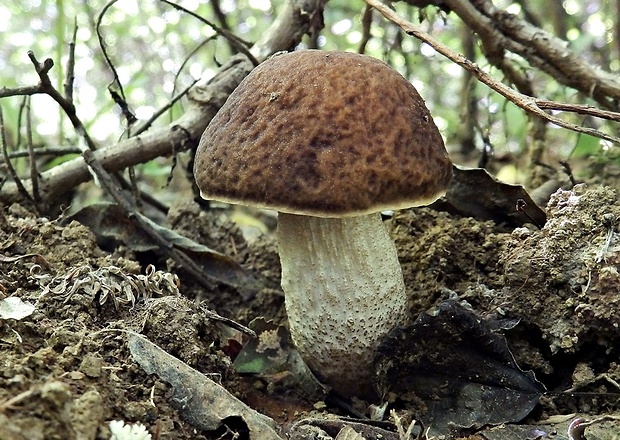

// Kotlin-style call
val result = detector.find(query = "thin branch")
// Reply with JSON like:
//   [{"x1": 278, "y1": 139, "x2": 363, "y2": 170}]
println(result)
[
  {"x1": 25, "y1": 98, "x2": 40, "y2": 204},
  {"x1": 95, "y1": 2, "x2": 137, "y2": 128},
  {"x1": 457, "y1": 25, "x2": 478, "y2": 156},
  {"x1": 159, "y1": 0, "x2": 259, "y2": 66},
  {"x1": 15, "y1": 97, "x2": 27, "y2": 148},
  {"x1": 171, "y1": 37, "x2": 215, "y2": 104},
  {"x1": 64, "y1": 18, "x2": 78, "y2": 102},
  {"x1": 0, "y1": 105, "x2": 36, "y2": 208},
  {"x1": 210, "y1": 0, "x2": 232, "y2": 32},
  {"x1": 358, "y1": 4, "x2": 373, "y2": 54},
  {"x1": 209, "y1": 0, "x2": 238, "y2": 55},
  {"x1": 132, "y1": 78, "x2": 199, "y2": 137},
  {"x1": 0, "y1": 85, "x2": 41, "y2": 99},
  {"x1": 0, "y1": 147, "x2": 81, "y2": 160},
  {"x1": 24, "y1": 51, "x2": 99, "y2": 151},
  {"x1": 209, "y1": 0, "x2": 239, "y2": 55},
  {"x1": 366, "y1": 0, "x2": 620, "y2": 145},
  {"x1": 96, "y1": 0, "x2": 125, "y2": 101},
  {"x1": 0, "y1": 0, "x2": 324, "y2": 205},
  {"x1": 535, "y1": 100, "x2": 620, "y2": 122}
]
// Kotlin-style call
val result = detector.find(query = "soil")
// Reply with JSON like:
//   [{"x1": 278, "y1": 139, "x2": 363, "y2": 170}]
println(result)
[{"x1": 2, "y1": 183, "x2": 620, "y2": 439}]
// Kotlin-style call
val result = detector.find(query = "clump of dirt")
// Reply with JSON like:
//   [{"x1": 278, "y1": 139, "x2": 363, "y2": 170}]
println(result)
[
  {"x1": 3, "y1": 183, "x2": 620, "y2": 439},
  {"x1": 391, "y1": 208, "x2": 508, "y2": 313},
  {"x1": 166, "y1": 201, "x2": 285, "y2": 325},
  {"x1": 0, "y1": 204, "x2": 233, "y2": 439},
  {"x1": 470, "y1": 184, "x2": 620, "y2": 416},
  {"x1": 495, "y1": 184, "x2": 620, "y2": 351}
]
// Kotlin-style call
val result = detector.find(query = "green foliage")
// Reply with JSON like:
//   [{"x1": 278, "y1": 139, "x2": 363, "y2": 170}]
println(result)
[
  {"x1": 0, "y1": 0, "x2": 617, "y2": 177},
  {"x1": 571, "y1": 134, "x2": 602, "y2": 158},
  {"x1": 42, "y1": 153, "x2": 80, "y2": 171},
  {"x1": 503, "y1": 102, "x2": 527, "y2": 142}
]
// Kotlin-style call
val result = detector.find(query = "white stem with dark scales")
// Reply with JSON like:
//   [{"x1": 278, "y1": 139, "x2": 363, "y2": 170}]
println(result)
[{"x1": 277, "y1": 212, "x2": 408, "y2": 398}]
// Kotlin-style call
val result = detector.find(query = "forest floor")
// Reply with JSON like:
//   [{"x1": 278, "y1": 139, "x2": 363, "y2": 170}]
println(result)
[{"x1": 2, "y1": 175, "x2": 620, "y2": 439}]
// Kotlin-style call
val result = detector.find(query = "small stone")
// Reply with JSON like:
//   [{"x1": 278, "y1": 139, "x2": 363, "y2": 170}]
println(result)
[
  {"x1": 79, "y1": 352, "x2": 104, "y2": 378},
  {"x1": 313, "y1": 401, "x2": 327, "y2": 410}
]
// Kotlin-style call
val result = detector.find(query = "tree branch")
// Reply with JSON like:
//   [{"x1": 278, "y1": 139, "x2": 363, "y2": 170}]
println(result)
[
  {"x1": 366, "y1": 0, "x2": 620, "y2": 145},
  {"x1": 426, "y1": 0, "x2": 620, "y2": 110},
  {"x1": 0, "y1": 0, "x2": 324, "y2": 205},
  {"x1": 472, "y1": 0, "x2": 620, "y2": 109}
]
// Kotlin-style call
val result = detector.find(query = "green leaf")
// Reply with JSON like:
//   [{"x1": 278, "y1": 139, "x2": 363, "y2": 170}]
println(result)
[{"x1": 571, "y1": 134, "x2": 600, "y2": 158}]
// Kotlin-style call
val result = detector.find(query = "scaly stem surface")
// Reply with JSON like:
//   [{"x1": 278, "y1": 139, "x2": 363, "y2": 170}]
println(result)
[{"x1": 278, "y1": 212, "x2": 408, "y2": 398}]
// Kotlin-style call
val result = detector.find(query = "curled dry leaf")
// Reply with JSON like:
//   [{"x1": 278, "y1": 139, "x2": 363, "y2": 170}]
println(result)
[
  {"x1": 0, "y1": 252, "x2": 51, "y2": 269},
  {"x1": 433, "y1": 166, "x2": 547, "y2": 228},
  {"x1": 63, "y1": 203, "x2": 261, "y2": 297},
  {"x1": 375, "y1": 300, "x2": 545, "y2": 435},
  {"x1": 289, "y1": 418, "x2": 400, "y2": 440},
  {"x1": 37, "y1": 264, "x2": 179, "y2": 309}
]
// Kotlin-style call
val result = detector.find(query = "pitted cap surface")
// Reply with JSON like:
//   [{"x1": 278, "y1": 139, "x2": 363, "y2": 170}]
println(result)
[{"x1": 194, "y1": 50, "x2": 452, "y2": 217}]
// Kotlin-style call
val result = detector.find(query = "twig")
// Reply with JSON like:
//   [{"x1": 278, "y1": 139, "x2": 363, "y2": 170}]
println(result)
[
  {"x1": 0, "y1": 51, "x2": 98, "y2": 153},
  {"x1": 170, "y1": 37, "x2": 215, "y2": 107},
  {"x1": 95, "y1": 0, "x2": 125, "y2": 102},
  {"x1": 108, "y1": 89, "x2": 137, "y2": 127},
  {"x1": 596, "y1": 214, "x2": 616, "y2": 263},
  {"x1": 132, "y1": 79, "x2": 199, "y2": 137},
  {"x1": 0, "y1": 84, "x2": 41, "y2": 99},
  {"x1": 0, "y1": 147, "x2": 82, "y2": 160},
  {"x1": 210, "y1": 0, "x2": 237, "y2": 56},
  {"x1": 94, "y1": 2, "x2": 137, "y2": 127},
  {"x1": 64, "y1": 18, "x2": 78, "y2": 103},
  {"x1": 0, "y1": 105, "x2": 36, "y2": 208},
  {"x1": 358, "y1": 4, "x2": 373, "y2": 54},
  {"x1": 159, "y1": 0, "x2": 259, "y2": 66},
  {"x1": 365, "y1": 0, "x2": 620, "y2": 145},
  {"x1": 25, "y1": 98, "x2": 40, "y2": 205},
  {"x1": 128, "y1": 166, "x2": 141, "y2": 209},
  {"x1": 201, "y1": 306, "x2": 257, "y2": 337},
  {"x1": 535, "y1": 100, "x2": 620, "y2": 122},
  {"x1": 0, "y1": 389, "x2": 35, "y2": 412},
  {"x1": 210, "y1": 0, "x2": 232, "y2": 33},
  {"x1": 559, "y1": 160, "x2": 577, "y2": 186},
  {"x1": 26, "y1": 51, "x2": 99, "y2": 151},
  {"x1": 14, "y1": 97, "x2": 27, "y2": 149}
]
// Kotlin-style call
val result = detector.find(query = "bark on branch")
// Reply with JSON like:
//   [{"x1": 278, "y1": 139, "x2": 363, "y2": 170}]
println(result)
[
  {"x1": 443, "y1": 0, "x2": 620, "y2": 110},
  {"x1": 406, "y1": 0, "x2": 620, "y2": 110},
  {"x1": 366, "y1": 0, "x2": 620, "y2": 145}
]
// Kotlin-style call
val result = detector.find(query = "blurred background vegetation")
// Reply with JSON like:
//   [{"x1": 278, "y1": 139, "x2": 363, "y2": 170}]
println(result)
[{"x1": 0, "y1": 0, "x2": 618, "y2": 203}]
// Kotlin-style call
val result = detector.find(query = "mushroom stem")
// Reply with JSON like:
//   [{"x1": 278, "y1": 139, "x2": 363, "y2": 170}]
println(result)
[{"x1": 277, "y1": 212, "x2": 408, "y2": 398}]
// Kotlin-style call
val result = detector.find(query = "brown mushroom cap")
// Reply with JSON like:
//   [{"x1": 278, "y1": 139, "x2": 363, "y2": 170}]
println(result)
[{"x1": 194, "y1": 50, "x2": 452, "y2": 217}]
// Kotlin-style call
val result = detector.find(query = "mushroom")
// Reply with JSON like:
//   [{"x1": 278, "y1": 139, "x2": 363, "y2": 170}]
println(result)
[{"x1": 193, "y1": 50, "x2": 452, "y2": 399}]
